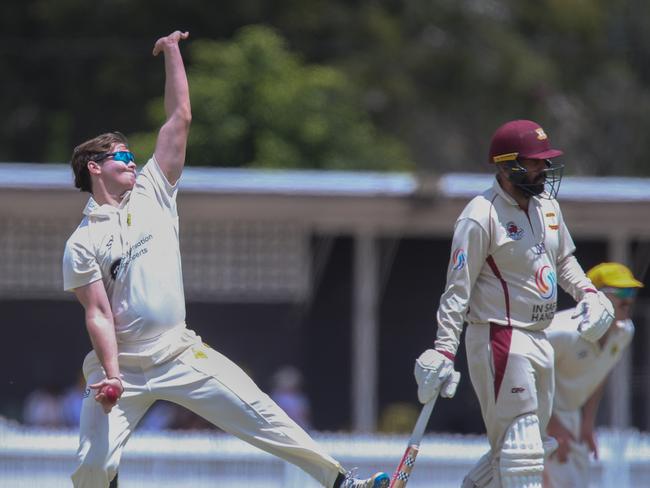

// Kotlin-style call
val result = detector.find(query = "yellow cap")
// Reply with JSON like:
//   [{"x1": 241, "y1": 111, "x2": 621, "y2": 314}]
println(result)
[{"x1": 587, "y1": 262, "x2": 644, "y2": 289}]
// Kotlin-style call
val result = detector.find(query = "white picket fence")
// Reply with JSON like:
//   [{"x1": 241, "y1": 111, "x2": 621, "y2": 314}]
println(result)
[{"x1": 1, "y1": 418, "x2": 650, "y2": 487}]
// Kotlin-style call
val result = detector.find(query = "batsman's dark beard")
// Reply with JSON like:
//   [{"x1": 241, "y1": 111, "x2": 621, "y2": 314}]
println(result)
[
  {"x1": 528, "y1": 181, "x2": 545, "y2": 195},
  {"x1": 519, "y1": 174, "x2": 546, "y2": 196}
]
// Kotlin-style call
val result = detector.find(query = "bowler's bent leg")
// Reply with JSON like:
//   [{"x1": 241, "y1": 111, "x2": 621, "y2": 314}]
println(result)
[{"x1": 71, "y1": 359, "x2": 151, "y2": 488}]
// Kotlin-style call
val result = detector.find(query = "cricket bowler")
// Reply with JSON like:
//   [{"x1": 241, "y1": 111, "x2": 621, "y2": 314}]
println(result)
[
  {"x1": 63, "y1": 30, "x2": 388, "y2": 488},
  {"x1": 544, "y1": 262, "x2": 644, "y2": 488},
  {"x1": 412, "y1": 120, "x2": 615, "y2": 488}
]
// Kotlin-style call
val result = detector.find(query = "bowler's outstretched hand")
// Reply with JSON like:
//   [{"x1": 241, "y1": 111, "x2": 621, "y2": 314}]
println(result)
[{"x1": 153, "y1": 31, "x2": 189, "y2": 56}]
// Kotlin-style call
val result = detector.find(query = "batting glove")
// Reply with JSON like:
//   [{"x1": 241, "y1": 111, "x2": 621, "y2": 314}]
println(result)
[
  {"x1": 414, "y1": 349, "x2": 461, "y2": 403},
  {"x1": 572, "y1": 291, "x2": 615, "y2": 343}
]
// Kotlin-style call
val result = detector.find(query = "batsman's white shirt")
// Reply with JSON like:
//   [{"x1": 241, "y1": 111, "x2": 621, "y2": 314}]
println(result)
[
  {"x1": 548, "y1": 310, "x2": 634, "y2": 413},
  {"x1": 435, "y1": 178, "x2": 592, "y2": 357},
  {"x1": 63, "y1": 156, "x2": 185, "y2": 343},
  {"x1": 434, "y1": 178, "x2": 594, "y2": 456}
]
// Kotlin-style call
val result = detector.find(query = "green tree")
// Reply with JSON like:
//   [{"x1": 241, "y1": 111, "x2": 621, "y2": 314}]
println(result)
[
  {"x1": 129, "y1": 25, "x2": 412, "y2": 170},
  {"x1": 5, "y1": 0, "x2": 650, "y2": 176}
]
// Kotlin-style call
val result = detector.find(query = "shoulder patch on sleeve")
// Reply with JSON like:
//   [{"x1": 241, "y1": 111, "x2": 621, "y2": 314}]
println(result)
[{"x1": 451, "y1": 247, "x2": 467, "y2": 270}]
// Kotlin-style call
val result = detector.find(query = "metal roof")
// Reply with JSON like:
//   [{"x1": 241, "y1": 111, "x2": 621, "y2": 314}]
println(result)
[
  {"x1": 0, "y1": 163, "x2": 416, "y2": 196},
  {"x1": 1, "y1": 163, "x2": 649, "y2": 201},
  {"x1": 438, "y1": 173, "x2": 650, "y2": 202}
]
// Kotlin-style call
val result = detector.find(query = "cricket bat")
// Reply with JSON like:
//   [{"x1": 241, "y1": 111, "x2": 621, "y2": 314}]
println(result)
[{"x1": 389, "y1": 393, "x2": 438, "y2": 487}]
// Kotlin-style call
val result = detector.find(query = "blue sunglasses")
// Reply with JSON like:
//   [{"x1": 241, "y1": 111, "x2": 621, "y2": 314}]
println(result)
[{"x1": 94, "y1": 151, "x2": 135, "y2": 164}]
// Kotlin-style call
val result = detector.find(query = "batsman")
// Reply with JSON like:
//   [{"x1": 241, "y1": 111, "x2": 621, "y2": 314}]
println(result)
[
  {"x1": 63, "y1": 30, "x2": 388, "y2": 488},
  {"x1": 413, "y1": 120, "x2": 614, "y2": 488}
]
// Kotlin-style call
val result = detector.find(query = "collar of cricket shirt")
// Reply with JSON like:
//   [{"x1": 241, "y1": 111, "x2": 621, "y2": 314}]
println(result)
[
  {"x1": 492, "y1": 176, "x2": 520, "y2": 207},
  {"x1": 83, "y1": 191, "x2": 132, "y2": 220}
]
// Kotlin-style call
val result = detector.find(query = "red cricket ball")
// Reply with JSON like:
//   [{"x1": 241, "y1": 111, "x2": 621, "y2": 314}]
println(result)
[{"x1": 104, "y1": 385, "x2": 120, "y2": 403}]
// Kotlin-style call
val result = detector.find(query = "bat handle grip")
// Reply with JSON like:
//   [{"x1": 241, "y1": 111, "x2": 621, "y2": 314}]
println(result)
[{"x1": 408, "y1": 394, "x2": 437, "y2": 446}]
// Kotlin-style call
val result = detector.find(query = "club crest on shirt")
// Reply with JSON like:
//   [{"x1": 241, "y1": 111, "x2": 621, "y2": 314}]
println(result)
[
  {"x1": 535, "y1": 264, "x2": 556, "y2": 299},
  {"x1": 505, "y1": 221, "x2": 524, "y2": 240},
  {"x1": 610, "y1": 344, "x2": 619, "y2": 356},
  {"x1": 452, "y1": 248, "x2": 466, "y2": 271}
]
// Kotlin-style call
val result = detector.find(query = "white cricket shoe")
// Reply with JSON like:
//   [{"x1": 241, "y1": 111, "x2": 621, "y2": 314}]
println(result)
[{"x1": 340, "y1": 471, "x2": 390, "y2": 488}]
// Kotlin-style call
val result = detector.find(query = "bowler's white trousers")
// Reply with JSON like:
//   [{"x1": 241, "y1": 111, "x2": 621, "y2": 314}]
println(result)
[
  {"x1": 544, "y1": 410, "x2": 590, "y2": 488},
  {"x1": 71, "y1": 326, "x2": 343, "y2": 487}
]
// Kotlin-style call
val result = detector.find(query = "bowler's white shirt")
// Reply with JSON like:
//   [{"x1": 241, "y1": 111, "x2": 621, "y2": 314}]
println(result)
[
  {"x1": 63, "y1": 157, "x2": 186, "y2": 343},
  {"x1": 548, "y1": 309, "x2": 634, "y2": 412},
  {"x1": 435, "y1": 178, "x2": 593, "y2": 356}
]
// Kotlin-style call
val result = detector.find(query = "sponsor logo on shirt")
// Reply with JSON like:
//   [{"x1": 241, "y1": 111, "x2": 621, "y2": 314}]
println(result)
[
  {"x1": 126, "y1": 235, "x2": 151, "y2": 262},
  {"x1": 110, "y1": 258, "x2": 122, "y2": 280},
  {"x1": 109, "y1": 234, "x2": 154, "y2": 280},
  {"x1": 505, "y1": 221, "x2": 524, "y2": 240},
  {"x1": 511, "y1": 387, "x2": 526, "y2": 394},
  {"x1": 452, "y1": 248, "x2": 466, "y2": 271},
  {"x1": 531, "y1": 302, "x2": 557, "y2": 321},
  {"x1": 535, "y1": 265, "x2": 556, "y2": 299},
  {"x1": 545, "y1": 211, "x2": 559, "y2": 230},
  {"x1": 533, "y1": 242, "x2": 546, "y2": 255}
]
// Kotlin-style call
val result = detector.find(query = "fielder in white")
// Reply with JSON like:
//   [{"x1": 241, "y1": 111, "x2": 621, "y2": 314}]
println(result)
[
  {"x1": 412, "y1": 120, "x2": 615, "y2": 488},
  {"x1": 544, "y1": 262, "x2": 644, "y2": 488},
  {"x1": 63, "y1": 30, "x2": 389, "y2": 488}
]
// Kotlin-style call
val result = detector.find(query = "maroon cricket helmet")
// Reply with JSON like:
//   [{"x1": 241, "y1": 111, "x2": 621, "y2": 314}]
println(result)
[{"x1": 488, "y1": 120, "x2": 563, "y2": 164}]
